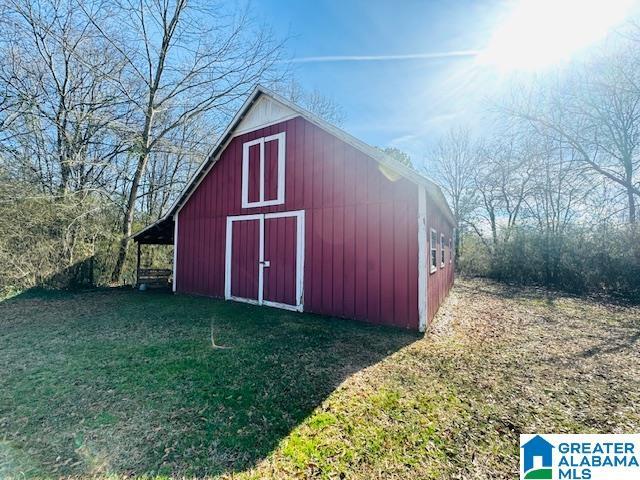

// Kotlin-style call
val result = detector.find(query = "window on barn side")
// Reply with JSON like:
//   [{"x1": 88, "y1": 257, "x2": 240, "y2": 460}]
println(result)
[
  {"x1": 449, "y1": 237, "x2": 453, "y2": 263},
  {"x1": 430, "y1": 229, "x2": 437, "y2": 273},
  {"x1": 440, "y1": 233, "x2": 445, "y2": 268},
  {"x1": 241, "y1": 132, "x2": 286, "y2": 208}
]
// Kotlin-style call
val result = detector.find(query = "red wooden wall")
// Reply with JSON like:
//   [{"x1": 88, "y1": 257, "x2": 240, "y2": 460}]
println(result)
[
  {"x1": 425, "y1": 198, "x2": 455, "y2": 324},
  {"x1": 176, "y1": 115, "x2": 455, "y2": 330}
]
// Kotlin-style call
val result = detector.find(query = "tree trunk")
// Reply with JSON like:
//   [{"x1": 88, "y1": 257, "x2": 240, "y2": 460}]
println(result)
[
  {"x1": 111, "y1": 78, "x2": 157, "y2": 283},
  {"x1": 628, "y1": 184, "x2": 640, "y2": 265},
  {"x1": 489, "y1": 210, "x2": 498, "y2": 251},
  {"x1": 111, "y1": 149, "x2": 150, "y2": 282},
  {"x1": 110, "y1": 8, "x2": 171, "y2": 282},
  {"x1": 628, "y1": 185, "x2": 636, "y2": 224},
  {"x1": 454, "y1": 217, "x2": 462, "y2": 257}
]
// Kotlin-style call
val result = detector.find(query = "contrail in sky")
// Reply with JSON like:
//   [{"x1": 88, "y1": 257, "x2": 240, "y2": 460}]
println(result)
[{"x1": 288, "y1": 50, "x2": 479, "y2": 63}]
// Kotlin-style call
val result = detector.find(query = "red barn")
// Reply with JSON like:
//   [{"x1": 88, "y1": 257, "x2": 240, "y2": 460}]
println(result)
[{"x1": 134, "y1": 86, "x2": 455, "y2": 331}]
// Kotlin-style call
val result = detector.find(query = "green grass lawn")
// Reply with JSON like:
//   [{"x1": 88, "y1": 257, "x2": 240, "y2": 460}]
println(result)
[{"x1": 1, "y1": 279, "x2": 639, "y2": 479}]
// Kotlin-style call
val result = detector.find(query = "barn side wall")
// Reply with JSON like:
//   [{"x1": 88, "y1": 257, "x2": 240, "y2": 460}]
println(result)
[
  {"x1": 425, "y1": 196, "x2": 455, "y2": 325},
  {"x1": 176, "y1": 116, "x2": 421, "y2": 329}
]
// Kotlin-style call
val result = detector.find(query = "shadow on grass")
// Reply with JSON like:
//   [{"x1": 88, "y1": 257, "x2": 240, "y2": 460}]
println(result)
[
  {"x1": 453, "y1": 278, "x2": 559, "y2": 303},
  {"x1": 0, "y1": 288, "x2": 418, "y2": 478},
  {"x1": 457, "y1": 277, "x2": 640, "y2": 359},
  {"x1": 580, "y1": 328, "x2": 640, "y2": 358}
]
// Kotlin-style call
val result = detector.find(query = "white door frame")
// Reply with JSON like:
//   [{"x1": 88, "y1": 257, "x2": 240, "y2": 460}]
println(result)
[{"x1": 225, "y1": 210, "x2": 305, "y2": 312}]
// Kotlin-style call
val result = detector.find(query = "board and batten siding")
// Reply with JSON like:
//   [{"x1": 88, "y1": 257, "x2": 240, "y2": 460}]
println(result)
[
  {"x1": 176, "y1": 116, "x2": 421, "y2": 329},
  {"x1": 425, "y1": 198, "x2": 455, "y2": 324}
]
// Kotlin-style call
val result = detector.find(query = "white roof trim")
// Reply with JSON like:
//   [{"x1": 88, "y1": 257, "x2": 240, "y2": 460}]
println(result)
[{"x1": 139, "y1": 85, "x2": 454, "y2": 236}]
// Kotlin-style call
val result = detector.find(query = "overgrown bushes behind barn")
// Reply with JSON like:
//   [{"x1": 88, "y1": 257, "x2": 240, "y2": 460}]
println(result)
[
  {"x1": 458, "y1": 225, "x2": 640, "y2": 301},
  {"x1": 0, "y1": 179, "x2": 171, "y2": 296}
]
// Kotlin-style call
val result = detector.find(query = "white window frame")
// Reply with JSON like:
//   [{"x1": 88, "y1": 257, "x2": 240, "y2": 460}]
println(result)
[
  {"x1": 449, "y1": 237, "x2": 453, "y2": 263},
  {"x1": 241, "y1": 132, "x2": 286, "y2": 208},
  {"x1": 430, "y1": 228, "x2": 437, "y2": 274},
  {"x1": 440, "y1": 233, "x2": 445, "y2": 268}
]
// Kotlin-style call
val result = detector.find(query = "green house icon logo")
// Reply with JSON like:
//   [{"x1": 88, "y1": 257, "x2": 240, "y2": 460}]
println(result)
[{"x1": 521, "y1": 435, "x2": 554, "y2": 479}]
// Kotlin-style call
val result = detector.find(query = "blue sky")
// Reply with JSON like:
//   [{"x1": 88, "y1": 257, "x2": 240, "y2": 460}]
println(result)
[{"x1": 252, "y1": 0, "x2": 507, "y2": 167}]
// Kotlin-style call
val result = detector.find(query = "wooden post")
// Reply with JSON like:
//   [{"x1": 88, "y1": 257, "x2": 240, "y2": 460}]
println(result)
[{"x1": 136, "y1": 243, "x2": 141, "y2": 287}]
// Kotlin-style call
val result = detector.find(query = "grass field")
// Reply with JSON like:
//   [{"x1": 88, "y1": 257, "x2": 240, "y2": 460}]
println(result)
[{"x1": 1, "y1": 279, "x2": 639, "y2": 479}]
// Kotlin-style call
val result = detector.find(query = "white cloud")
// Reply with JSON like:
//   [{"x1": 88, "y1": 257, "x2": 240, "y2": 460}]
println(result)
[{"x1": 288, "y1": 50, "x2": 478, "y2": 64}]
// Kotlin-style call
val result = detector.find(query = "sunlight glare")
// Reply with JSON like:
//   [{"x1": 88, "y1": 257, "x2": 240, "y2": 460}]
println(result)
[{"x1": 479, "y1": 0, "x2": 635, "y2": 70}]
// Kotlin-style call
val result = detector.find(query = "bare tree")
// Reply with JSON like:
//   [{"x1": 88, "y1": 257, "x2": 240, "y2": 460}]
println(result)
[
  {"x1": 88, "y1": 0, "x2": 285, "y2": 281},
  {"x1": 526, "y1": 134, "x2": 591, "y2": 235},
  {"x1": 428, "y1": 127, "x2": 477, "y2": 254},
  {"x1": 503, "y1": 44, "x2": 640, "y2": 224},
  {"x1": 0, "y1": 0, "x2": 129, "y2": 196},
  {"x1": 279, "y1": 78, "x2": 345, "y2": 125},
  {"x1": 523, "y1": 132, "x2": 595, "y2": 282},
  {"x1": 141, "y1": 120, "x2": 208, "y2": 219},
  {"x1": 471, "y1": 133, "x2": 535, "y2": 253}
]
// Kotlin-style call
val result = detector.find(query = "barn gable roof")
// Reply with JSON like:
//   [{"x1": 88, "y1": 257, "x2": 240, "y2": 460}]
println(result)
[{"x1": 134, "y1": 85, "x2": 454, "y2": 242}]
